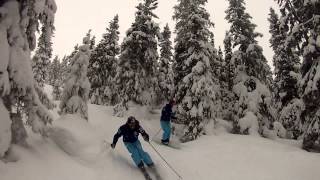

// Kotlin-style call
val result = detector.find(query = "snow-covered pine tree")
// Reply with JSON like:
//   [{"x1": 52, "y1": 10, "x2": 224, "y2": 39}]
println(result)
[
  {"x1": 157, "y1": 24, "x2": 174, "y2": 103},
  {"x1": 217, "y1": 44, "x2": 231, "y2": 120},
  {"x1": 60, "y1": 55, "x2": 70, "y2": 85},
  {"x1": 173, "y1": 0, "x2": 219, "y2": 142},
  {"x1": 208, "y1": 35, "x2": 223, "y2": 119},
  {"x1": 223, "y1": 31, "x2": 234, "y2": 91},
  {"x1": 225, "y1": 0, "x2": 274, "y2": 135},
  {"x1": 0, "y1": 0, "x2": 56, "y2": 156},
  {"x1": 50, "y1": 56, "x2": 62, "y2": 100},
  {"x1": 48, "y1": 56, "x2": 60, "y2": 85},
  {"x1": 218, "y1": 47, "x2": 223, "y2": 58},
  {"x1": 59, "y1": 45, "x2": 79, "y2": 87},
  {"x1": 89, "y1": 35, "x2": 96, "y2": 51},
  {"x1": 88, "y1": 15, "x2": 120, "y2": 105},
  {"x1": 209, "y1": 33, "x2": 216, "y2": 49},
  {"x1": 69, "y1": 45, "x2": 80, "y2": 59},
  {"x1": 268, "y1": 8, "x2": 302, "y2": 139},
  {"x1": 219, "y1": 32, "x2": 236, "y2": 121},
  {"x1": 52, "y1": 81, "x2": 62, "y2": 101},
  {"x1": 31, "y1": 23, "x2": 56, "y2": 119},
  {"x1": 208, "y1": 32, "x2": 219, "y2": 70},
  {"x1": 35, "y1": 83, "x2": 56, "y2": 109},
  {"x1": 59, "y1": 32, "x2": 91, "y2": 120},
  {"x1": 276, "y1": 0, "x2": 320, "y2": 150},
  {"x1": 217, "y1": 47, "x2": 225, "y2": 83},
  {"x1": 32, "y1": 26, "x2": 53, "y2": 88},
  {"x1": 114, "y1": 0, "x2": 160, "y2": 113}
]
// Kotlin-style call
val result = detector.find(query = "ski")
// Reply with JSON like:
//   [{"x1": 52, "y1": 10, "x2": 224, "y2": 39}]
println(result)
[
  {"x1": 142, "y1": 172, "x2": 152, "y2": 180},
  {"x1": 148, "y1": 165, "x2": 162, "y2": 180},
  {"x1": 152, "y1": 137, "x2": 181, "y2": 149},
  {"x1": 140, "y1": 166, "x2": 153, "y2": 180}
]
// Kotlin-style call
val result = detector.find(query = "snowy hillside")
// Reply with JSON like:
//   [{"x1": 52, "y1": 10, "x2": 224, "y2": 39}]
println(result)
[{"x1": 1, "y1": 101, "x2": 320, "y2": 180}]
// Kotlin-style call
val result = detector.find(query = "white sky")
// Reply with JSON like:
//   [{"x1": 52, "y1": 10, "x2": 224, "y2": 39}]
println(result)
[{"x1": 53, "y1": 0, "x2": 279, "y2": 68}]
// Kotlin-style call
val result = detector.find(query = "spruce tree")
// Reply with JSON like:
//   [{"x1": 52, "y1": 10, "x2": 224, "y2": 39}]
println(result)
[
  {"x1": 32, "y1": 26, "x2": 56, "y2": 116},
  {"x1": 35, "y1": 83, "x2": 56, "y2": 109},
  {"x1": 88, "y1": 15, "x2": 120, "y2": 105},
  {"x1": 158, "y1": 24, "x2": 174, "y2": 103},
  {"x1": 32, "y1": 26, "x2": 53, "y2": 88},
  {"x1": 89, "y1": 35, "x2": 96, "y2": 50},
  {"x1": 173, "y1": 0, "x2": 219, "y2": 141},
  {"x1": 276, "y1": 0, "x2": 320, "y2": 150},
  {"x1": 208, "y1": 32, "x2": 220, "y2": 83},
  {"x1": 217, "y1": 46, "x2": 225, "y2": 83},
  {"x1": 50, "y1": 56, "x2": 62, "y2": 100},
  {"x1": 59, "y1": 33, "x2": 91, "y2": 120},
  {"x1": 223, "y1": 31, "x2": 234, "y2": 91},
  {"x1": 52, "y1": 81, "x2": 62, "y2": 101},
  {"x1": 114, "y1": 0, "x2": 160, "y2": 113},
  {"x1": 225, "y1": 0, "x2": 274, "y2": 135},
  {"x1": 268, "y1": 8, "x2": 302, "y2": 139},
  {"x1": 219, "y1": 31, "x2": 239, "y2": 121},
  {"x1": 32, "y1": 27, "x2": 56, "y2": 112},
  {"x1": 225, "y1": 0, "x2": 262, "y2": 51},
  {"x1": 48, "y1": 56, "x2": 61, "y2": 86},
  {"x1": 0, "y1": 0, "x2": 56, "y2": 156},
  {"x1": 60, "y1": 55, "x2": 70, "y2": 84},
  {"x1": 60, "y1": 45, "x2": 79, "y2": 85}
]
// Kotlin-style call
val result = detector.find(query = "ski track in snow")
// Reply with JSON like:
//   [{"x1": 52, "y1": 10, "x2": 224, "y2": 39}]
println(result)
[{"x1": 1, "y1": 101, "x2": 320, "y2": 180}]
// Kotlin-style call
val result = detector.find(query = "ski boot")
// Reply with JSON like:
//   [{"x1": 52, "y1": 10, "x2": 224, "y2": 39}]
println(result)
[
  {"x1": 138, "y1": 163, "x2": 152, "y2": 180},
  {"x1": 161, "y1": 139, "x2": 169, "y2": 146}
]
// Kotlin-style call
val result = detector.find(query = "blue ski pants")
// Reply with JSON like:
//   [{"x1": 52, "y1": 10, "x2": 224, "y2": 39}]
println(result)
[
  {"x1": 124, "y1": 140, "x2": 153, "y2": 167},
  {"x1": 161, "y1": 120, "x2": 171, "y2": 141}
]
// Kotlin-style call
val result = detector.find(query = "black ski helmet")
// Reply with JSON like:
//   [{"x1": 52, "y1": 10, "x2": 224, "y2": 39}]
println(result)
[
  {"x1": 169, "y1": 98, "x2": 176, "y2": 105},
  {"x1": 127, "y1": 116, "x2": 136, "y2": 124}
]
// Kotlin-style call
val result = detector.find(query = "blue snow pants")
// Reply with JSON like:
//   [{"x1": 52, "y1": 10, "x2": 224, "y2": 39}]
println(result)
[
  {"x1": 161, "y1": 120, "x2": 171, "y2": 141},
  {"x1": 124, "y1": 140, "x2": 153, "y2": 167}
]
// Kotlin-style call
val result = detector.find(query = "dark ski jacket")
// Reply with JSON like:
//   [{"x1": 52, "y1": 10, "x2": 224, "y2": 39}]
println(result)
[
  {"x1": 160, "y1": 104, "x2": 177, "y2": 122},
  {"x1": 112, "y1": 120, "x2": 149, "y2": 145}
]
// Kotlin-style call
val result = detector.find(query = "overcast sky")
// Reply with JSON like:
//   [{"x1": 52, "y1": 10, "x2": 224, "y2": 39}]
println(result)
[{"x1": 53, "y1": 0, "x2": 279, "y2": 68}]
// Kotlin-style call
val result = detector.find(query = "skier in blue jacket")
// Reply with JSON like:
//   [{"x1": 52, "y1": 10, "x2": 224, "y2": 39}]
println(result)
[
  {"x1": 111, "y1": 116, "x2": 156, "y2": 179},
  {"x1": 160, "y1": 99, "x2": 177, "y2": 145}
]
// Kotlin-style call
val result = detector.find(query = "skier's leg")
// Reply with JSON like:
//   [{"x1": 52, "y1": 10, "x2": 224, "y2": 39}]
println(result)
[
  {"x1": 160, "y1": 121, "x2": 171, "y2": 142},
  {"x1": 135, "y1": 140, "x2": 154, "y2": 166},
  {"x1": 124, "y1": 142, "x2": 143, "y2": 167},
  {"x1": 167, "y1": 121, "x2": 171, "y2": 141}
]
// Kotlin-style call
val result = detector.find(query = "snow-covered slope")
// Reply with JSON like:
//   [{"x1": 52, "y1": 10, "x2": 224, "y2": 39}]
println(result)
[{"x1": 1, "y1": 103, "x2": 320, "y2": 180}]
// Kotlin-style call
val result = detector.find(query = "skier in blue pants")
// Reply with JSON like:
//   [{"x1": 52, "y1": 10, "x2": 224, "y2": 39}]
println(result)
[
  {"x1": 160, "y1": 100, "x2": 177, "y2": 145},
  {"x1": 111, "y1": 116, "x2": 156, "y2": 179}
]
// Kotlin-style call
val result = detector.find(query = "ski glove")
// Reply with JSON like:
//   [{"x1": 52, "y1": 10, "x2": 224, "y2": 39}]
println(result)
[
  {"x1": 111, "y1": 143, "x2": 116, "y2": 149},
  {"x1": 143, "y1": 134, "x2": 150, "y2": 142}
]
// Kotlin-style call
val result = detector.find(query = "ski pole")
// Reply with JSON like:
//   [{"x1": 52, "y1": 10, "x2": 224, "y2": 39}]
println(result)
[{"x1": 148, "y1": 142, "x2": 183, "y2": 180}]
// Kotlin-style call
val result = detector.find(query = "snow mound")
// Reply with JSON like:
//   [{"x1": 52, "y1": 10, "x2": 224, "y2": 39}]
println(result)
[
  {"x1": 214, "y1": 119, "x2": 233, "y2": 134},
  {"x1": 203, "y1": 119, "x2": 216, "y2": 135},
  {"x1": 273, "y1": 121, "x2": 287, "y2": 138},
  {"x1": 238, "y1": 111, "x2": 259, "y2": 135},
  {"x1": 49, "y1": 114, "x2": 103, "y2": 162},
  {"x1": 203, "y1": 119, "x2": 233, "y2": 135}
]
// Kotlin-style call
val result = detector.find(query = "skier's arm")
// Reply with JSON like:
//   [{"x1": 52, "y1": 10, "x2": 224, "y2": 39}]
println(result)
[
  {"x1": 138, "y1": 126, "x2": 150, "y2": 142},
  {"x1": 170, "y1": 108, "x2": 177, "y2": 120},
  {"x1": 112, "y1": 128, "x2": 123, "y2": 146},
  {"x1": 171, "y1": 111, "x2": 177, "y2": 120}
]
